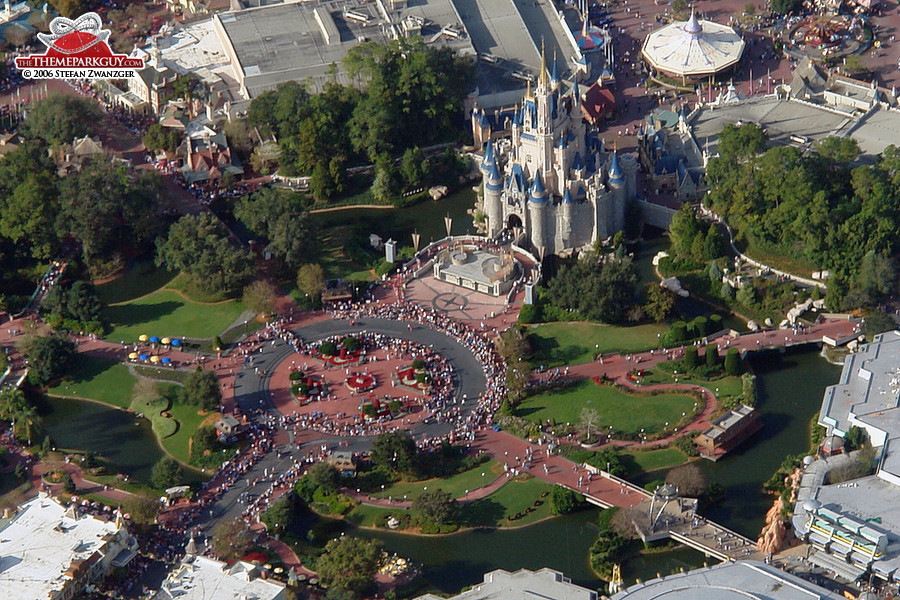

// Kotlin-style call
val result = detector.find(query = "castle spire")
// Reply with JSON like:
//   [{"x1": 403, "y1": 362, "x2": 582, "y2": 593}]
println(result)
[
  {"x1": 539, "y1": 38, "x2": 548, "y2": 91},
  {"x1": 551, "y1": 48, "x2": 559, "y2": 84}
]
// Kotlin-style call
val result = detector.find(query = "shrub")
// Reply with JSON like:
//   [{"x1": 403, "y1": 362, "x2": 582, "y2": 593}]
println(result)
[
  {"x1": 411, "y1": 358, "x2": 426, "y2": 370},
  {"x1": 669, "y1": 321, "x2": 687, "y2": 343},
  {"x1": 518, "y1": 303, "x2": 541, "y2": 324},
  {"x1": 705, "y1": 345, "x2": 719, "y2": 368},
  {"x1": 683, "y1": 346, "x2": 699, "y2": 369},
  {"x1": 724, "y1": 348, "x2": 741, "y2": 375},
  {"x1": 319, "y1": 340, "x2": 337, "y2": 356},
  {"x1": 289, "y1": 370, "x2": 304, "y2": 381}
]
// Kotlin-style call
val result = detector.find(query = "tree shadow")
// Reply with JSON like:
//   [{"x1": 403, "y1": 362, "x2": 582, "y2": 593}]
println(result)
[
  {"x1": 64, "y1": 355, "x2": 119, "y2": 384},
  {"x1": 104, "y1": 300, "x2": 181, "y2": 328},
  {"x1": 458, "y1": 498, "x2": 506, "y2": 527}
]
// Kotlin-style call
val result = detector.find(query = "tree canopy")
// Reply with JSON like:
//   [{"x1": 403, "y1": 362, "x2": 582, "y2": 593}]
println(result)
[
  {"x1": 706, "y1": 124, "x2": 900, "y2": 310},
  {"x1": 247, "y1": 38, "x2": 473, "y2": 198},
  {"x1": 20, "y1": 334, "x2": 77, "y2": 386},
  {"x1": 180, "y1": 367, "x2": 221, "y2": 411},
  {"x1": 22, "y1": 94, "x2": 101, "y2": 144},
  {"x1": 371, "y1": 431, "x2": 417, "y2": 475},
  {"x1": 234, "y1": 187, "x2": 313, "y2": 269},
  {"x1": 315, "y1": 536, "x2": 384, "y2": 599},
  {"x1": 156, "y1": 213, "x2": 252, "y2": 296},
  {"x1": 546, "y1": 256, "x2": 639, "y2": 324}
]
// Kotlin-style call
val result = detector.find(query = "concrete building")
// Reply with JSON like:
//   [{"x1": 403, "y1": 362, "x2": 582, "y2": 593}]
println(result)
[
  {"x1": 641, "y1": 11, "x2": 745, "y2": 82},
  {"x1": 211, "y1": 0, "x2": 580, "y2": 100},
  {"x1": 474, "y1": 61, "x2": 636, "y2": 257},
  {"x1": 153, "y1": 555, "x2": 286, "y2": 600},
  {"x1": 433, "y1": 244, "x2": 519, "y2": 296},
  {"x1": 610, "y1": 561, "x2": 844, "y2": 599},
  {"x1": 416, "y1": 568, "x2": 598, "y2": 600},
  {"x1": 0, "y1": 494, "x2": 138, "y2": 600},
  {"x1": 790, "y1": 331, "x2": 900, "y2": 582}
]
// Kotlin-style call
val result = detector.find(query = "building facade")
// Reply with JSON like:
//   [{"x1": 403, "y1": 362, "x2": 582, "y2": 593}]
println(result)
[{"x1": 474, "y1": 61, "x2": 636, "y2": 256}]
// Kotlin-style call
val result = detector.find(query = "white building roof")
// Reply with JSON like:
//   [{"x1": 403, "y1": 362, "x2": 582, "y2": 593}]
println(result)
[
  {"x1": 416, "y1": 568, "x2": 597, "y2": 600},
  {"x1": 641, "y1": 13, "x2": 745, "y2": 78},
  {"x1": 611, "y1": 560, "x2": 844, "y2": 599},
  {"x1": 153, "y1": 556, "x2": 285, "y2": 600},
  {"x1": 0, "y1": 495, "x2": 121, "y2": 600}
]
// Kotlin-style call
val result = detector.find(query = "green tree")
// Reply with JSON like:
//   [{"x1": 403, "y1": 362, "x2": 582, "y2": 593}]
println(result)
[
  {"x1": 296, "y1": 263, "x2": 326, "y2": 307},
  {"x1": 316, "y1": 536, "x2": 383, "y2": 599},
  {"x1": 44, "y1": 280, "x2": 104, "y2": 329},
  {"x1": 307, "y1": 461, "x2": 341, "y2": 494},
  {"x1": 371, "y1": 431, "x2": 417, "y2": 475},
  {"x1": 19, "y1": 334, "x2": 77, "y2": 386},
  {"x1": 242, "y1": 280, "x2": 278, "y2": 317},
  {"x1": 181, "y1": 367, "x2": 221, "y2": 411},
  {"x1": 371, "y1": 159, "x2": 398, "y2": 203},
  {"x1": 547, "y1": 256, "x2": 639, "y2": 324},
  {"x1": 123, "y1": 494, "x2": 161, "y2": 527},
  {"x1": 724, "y1": 348, "x2": 741, "y2": 375},
  {"x1": 156, "y1": 213, "x2": 252, "y2": 296},
  {"x1": 400, "y1": 146, "x2": 427, "y2": 188},
  {"x1": 151, "y1": 457, "x2": 184, "y2": 490},
  {"x1": 0, "y1": 171, "x2": 60, "y2": 260},
  {"x1": 262, "y1": 492, "x2": 299, "y2": 532},
  {"x1": 412, "y1": 488, "x2": 458, "y2": 525},
  {"x1": 210, "y1": 517, "x2": 254, "y2": 560},
  {"x1": 550, "y1": 485, "x2": 585, "y2": 514},
  {"x1": 22, "y1": 93, "x2": 100, "y2": 143},
  {"x1": 683, "y1": 345, "x2": 699, "y2": 370},
  {"x1": 234, "y1": 187, "x2": 313, "y2": 269},
  {"x1": 644, "y1": 284, "x2": 677, "y2": 322},
  {"x1": 667, "y1": 204, "x2": 703, "y2": 259},
  {"x1": 142, "y1": 124, "x2": 181, "y2": 153},
  {"x1": 736, "y1": 283, "x2": 756, "y2": 307},
  {"x1": 705, "y1": 345, "x2": 720, "y2": 368}
]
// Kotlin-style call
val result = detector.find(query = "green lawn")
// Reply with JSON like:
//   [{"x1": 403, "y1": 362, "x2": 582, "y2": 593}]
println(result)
[
  {"x1": 96, "y1": 262, "x2": 176, "y2": 305},
  {"x1": 517, "y1": 380, "x2": 697, "y2": 435},
  {"x1": 104, "y1": 288, "x2": 246, "y2": 342},
  {"x1": 161, "y1": 403, "x2": 212, "y2": 465},
  {"x1": 345, "y1": 476, "x2": 554, "y2": 529},
  {"x1": 48, "y1": 357, "x2": 136, "y2": 409},
  {"x1": 621, "y1": 448, "x2": 689, "y2": 473},
  {"x1": 165, "y1": 273, "x2": 232, "y2": 304},
  {"x1": 637, "y1": 370, "x2": 743, "y2": 397},
  {"x1": 370, "y1": 460, "x2": 503, "y2": 501},
  {"x1": 528, "y1": 322, "x2": 669, "y2": 367}
]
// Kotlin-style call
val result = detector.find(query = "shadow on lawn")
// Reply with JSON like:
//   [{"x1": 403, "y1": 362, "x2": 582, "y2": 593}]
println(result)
[
  {"x1": 63, "y1": 355, "x2": 118, "y2": 385},
  {"x1": 104, "y1": 301, "x2": 181, "y2": 328}
]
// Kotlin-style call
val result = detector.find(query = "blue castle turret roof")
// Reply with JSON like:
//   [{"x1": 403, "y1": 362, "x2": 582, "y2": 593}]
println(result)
[
  {"x1": 563, "y1": 188, "x2": 574, "y2": 204},
  {"x1": 486, "y1": 161, "x2": 503, "y2": 191},
  {"x1": 529, "y1": 170, "x2": 547, "y2": 204},
  {"x1": 609, "y1": 151, "x2": 624, "y2": 185}
]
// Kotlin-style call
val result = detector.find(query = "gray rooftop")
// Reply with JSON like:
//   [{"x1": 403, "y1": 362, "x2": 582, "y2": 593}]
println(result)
[
  {"x1": 806, "y1": 475, "x2": 900, "y2": 577},
  {"x1": 611, "y1": 561, "x2": 843, "y2": 600},
  {"x1": 689, "y1": 95, "x2": 900, "y2": 162},
  {"x1": 416, "y1": 568, "x2": 598, "y2": 600},
  {"x1": 216, "y1": 0, "x2": 476, "y2": 97},
  {"x1": 819, "y1": 331, "x2": 900, "y2": 442}
]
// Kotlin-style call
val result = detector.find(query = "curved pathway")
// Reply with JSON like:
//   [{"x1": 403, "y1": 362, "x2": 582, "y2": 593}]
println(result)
[{"x1": 232, "y1": 317, "x2": 489, "y2": 451}]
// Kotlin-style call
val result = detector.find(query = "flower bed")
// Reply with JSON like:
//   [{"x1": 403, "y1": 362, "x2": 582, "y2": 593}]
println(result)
[
  {"x1": 346, "y1": 373, "x2": 375, "y2": 393},
  {"x1": 316, "y1": 347, "x2": 362, "y2": 366},
  {"x1": 292, "y1": 374, "x2": 326, "y2": 404},
  {"x1": 394, "y1": 366, "x2": 431, "y2": 393}
]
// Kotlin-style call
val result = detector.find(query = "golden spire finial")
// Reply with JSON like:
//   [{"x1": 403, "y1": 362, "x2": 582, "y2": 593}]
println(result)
[
  {"x1": 526, "y1": 77, "x2": 532, "y2": 100},
  {"x1": 539, "y1": 38, "x2": 548, "y2": 89}
]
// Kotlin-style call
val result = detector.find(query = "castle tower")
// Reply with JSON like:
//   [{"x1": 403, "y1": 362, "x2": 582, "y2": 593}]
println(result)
[
  {"x1": 485, "y1": 161, "x2": 503, "y2": 236},
  {"x1": 608, "y1": 150, "x2": 626, "y2": 235},
  {"x1": 472, "y1": 108, "x2": 492, "y2": 147},
  {"x1": 528, "y1": 171, "x2": 548, "y2": 251},
  {"x1": 560, "y1": 187, "x2": 574, "y2": 245}
]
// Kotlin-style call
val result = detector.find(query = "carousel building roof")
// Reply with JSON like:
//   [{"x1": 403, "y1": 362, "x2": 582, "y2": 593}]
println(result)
[{"x1": 641, "y1": 12, "x2": 745, "y2": 78}]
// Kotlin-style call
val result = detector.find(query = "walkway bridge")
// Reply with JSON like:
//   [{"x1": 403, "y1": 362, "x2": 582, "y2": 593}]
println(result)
[{"x1": 572, "y1": 465, "x2": 764, "y2": 563}]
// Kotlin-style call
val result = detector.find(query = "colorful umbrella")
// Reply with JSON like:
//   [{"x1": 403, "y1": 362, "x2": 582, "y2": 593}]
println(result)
[
  {"x1": 160, "y1": 357, "x2": 171, "y2": 365},
  {"x1": 128, "y1": 352, "x2": 138, "y2": 360},
  {"x1": 170, "y1": 339, "x2": 181, "y2": 347},
  {"x1": 139, "y1": 354, "x2": 149, "y2": 361},
  {"x1": 150, "y1": 355, "x2": 160, "y2": 363},
  {"x1": 139, "y1": 334, "x2": 149, "y2": 342},
  {"x1": 161, "y1": 337, "x2": 171, "y2": 345},
  {"x1": 149, "y1": 336, "x2": 160, "y2": 344}
]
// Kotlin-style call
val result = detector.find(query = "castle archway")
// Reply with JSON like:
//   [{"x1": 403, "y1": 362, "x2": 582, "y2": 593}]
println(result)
[{"x1": 507, "y1": 214, "x2": 523, "y2": 230}]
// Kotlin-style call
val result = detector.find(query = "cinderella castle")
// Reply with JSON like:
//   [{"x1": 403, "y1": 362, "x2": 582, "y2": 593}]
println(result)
[{"x1": 472, "y1": 52, "x2": 637, "y2": 256}]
